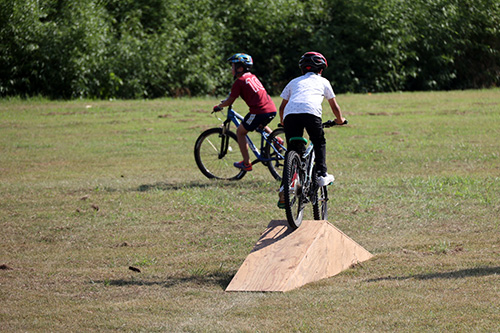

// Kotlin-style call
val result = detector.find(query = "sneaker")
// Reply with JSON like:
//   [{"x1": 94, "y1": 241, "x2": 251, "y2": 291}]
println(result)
[
  {"x1": 317, "y1": 173, "x2": 335, "y2": 187},
  {"x1": 234, "y1": 161, "x2": 252, "y2": 171},
  {"x1": 277, "y1": 186, "x2": 285, "y2": 209}
]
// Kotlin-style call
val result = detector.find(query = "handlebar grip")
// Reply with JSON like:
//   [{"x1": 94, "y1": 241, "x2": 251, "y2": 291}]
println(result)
[
  {"x1": 323, "y1": 119, "x2": 348, "y2": 127},
  {"x1": 212, "y1": 105, "x2": 223, "y2": 113},
  {"x1": 323, "y1": 120, "x2": 334, "y2": 128}
]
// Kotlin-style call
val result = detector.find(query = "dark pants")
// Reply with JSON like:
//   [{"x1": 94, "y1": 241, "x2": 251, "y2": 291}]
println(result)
[{"x1": 284, "y1": 113, "x2": 327, "y2": 175}]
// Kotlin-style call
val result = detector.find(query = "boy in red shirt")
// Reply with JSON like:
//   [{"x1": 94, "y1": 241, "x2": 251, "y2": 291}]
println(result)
[{"x1": 214, "y1": 53, "x2": 278, "y2": 171}]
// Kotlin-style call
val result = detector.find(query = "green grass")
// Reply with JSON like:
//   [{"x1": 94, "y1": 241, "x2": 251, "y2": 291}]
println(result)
[{"x1": 1, "y1": 90, "x2": 499, "y2": 331}]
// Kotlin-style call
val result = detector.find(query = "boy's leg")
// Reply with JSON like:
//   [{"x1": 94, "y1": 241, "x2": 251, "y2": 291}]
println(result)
[
  {"x1": 261, "y1": 112, "x2": 276, "y2": 134},
  {"x1": 283, "y1": 114, "x2": 305, "y2": 146},
  {"x1": 305, "y1": 115, "x2": 334, "y2": 186},
  {"x1": 304, "y1": 115, "x2": 327, "y2": 175},
  {"x1": 235, "y1": 112, "x2": 276, "y2": 170},
  {"x1": 236, "y1": 124, "x2": 250, "y2": 165},
  {"x1": 278, "y1": 114, "x2": 306, "y2": 208}
]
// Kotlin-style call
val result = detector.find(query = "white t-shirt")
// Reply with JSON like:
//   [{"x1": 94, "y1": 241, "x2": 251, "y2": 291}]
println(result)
[{"x1": 280, "y1": 72, "x2": 335, "y2": 120}]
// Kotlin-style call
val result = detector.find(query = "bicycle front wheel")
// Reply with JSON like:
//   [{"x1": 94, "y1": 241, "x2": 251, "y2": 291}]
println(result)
[
  {"x1": 194, "y1": 128, "x2": 246, "y2": 180},
  {"x1": 283, "y1": 150, "x2": 305, "y2": 229},
  {"x1": 312, "y1": 185, "x2": 328, "y2": 220},
  {"x1": 264, "y1": 127, "x2": 286, "y2": 181}
]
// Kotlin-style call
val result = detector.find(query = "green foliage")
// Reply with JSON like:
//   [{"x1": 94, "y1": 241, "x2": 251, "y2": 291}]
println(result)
[
  {"x1": 451, "y1": 0, "x2": 500, "y2": 89},
  {"x1": 319, "y1": 0, "x2": 418, "y2": 92},
  {"x1": 0, "y1": 0, "x2": 499, "y2": 98}
]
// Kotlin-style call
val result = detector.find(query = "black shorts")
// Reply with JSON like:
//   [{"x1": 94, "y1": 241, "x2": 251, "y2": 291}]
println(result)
[{"x1": 242, "y1": 112, "x2": 276, "y2": 131}]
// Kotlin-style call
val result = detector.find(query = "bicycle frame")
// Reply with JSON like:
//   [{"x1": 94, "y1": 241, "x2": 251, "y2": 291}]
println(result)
[
  {"x1": 301, "y1": 143, "x2": 316, "y2": 193},
  {"x1": 219, "y1": 106, "x2": 285, "y2": 165}
]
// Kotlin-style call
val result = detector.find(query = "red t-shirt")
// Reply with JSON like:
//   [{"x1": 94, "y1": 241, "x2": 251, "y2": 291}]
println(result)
[{"x1": 230, "y1": 73, "x2": 277, "y2": 114}]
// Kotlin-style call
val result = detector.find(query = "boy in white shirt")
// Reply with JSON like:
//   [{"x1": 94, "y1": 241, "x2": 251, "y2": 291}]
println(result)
[{"x1": 278, "y1": 52, "x2": 346, "y2": 207}]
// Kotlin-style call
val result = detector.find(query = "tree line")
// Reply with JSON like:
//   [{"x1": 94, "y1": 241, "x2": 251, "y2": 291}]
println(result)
[{"x1": 1, "y1": 0, "x2": 499, "y2": 99}]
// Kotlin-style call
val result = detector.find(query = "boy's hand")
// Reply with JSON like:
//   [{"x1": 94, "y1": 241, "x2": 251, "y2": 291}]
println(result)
[
  {"x1": 334, "y1": 118, "x2": 347, "y2": 125},
  {"x1": 213, "y1": 105, "x2": 223, "y2": 113},
  {"x1": 324, "y1": 119, "x2": 348, "y2": 127}
]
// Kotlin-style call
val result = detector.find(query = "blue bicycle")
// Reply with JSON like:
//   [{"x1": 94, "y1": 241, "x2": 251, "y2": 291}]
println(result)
[{"x1": 194, "y1": 106, "x2": 286, "y2": 181}]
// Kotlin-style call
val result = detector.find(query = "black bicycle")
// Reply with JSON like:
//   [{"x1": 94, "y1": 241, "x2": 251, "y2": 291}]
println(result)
[
  {"x1": 194, "y1": 106, "x2": 286, "y2": 181},
  {"x1": 282, "y1": 119, "x2": 348, "y2": 229}
]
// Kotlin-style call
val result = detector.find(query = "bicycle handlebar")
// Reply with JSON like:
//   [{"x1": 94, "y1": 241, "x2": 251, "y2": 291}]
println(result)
[
  {"x1": 323, "y1": 119, "x2": 348, "y2": 128},
  {"x1": 212, "y1": 105, "x2": 223, "y2": 113},
  {"x1": 278, "y1": 119, "x2": 348, "y2": 128}
]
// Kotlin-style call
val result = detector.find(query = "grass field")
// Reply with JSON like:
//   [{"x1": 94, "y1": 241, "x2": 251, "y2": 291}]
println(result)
[{"x1": 1, "y1": 90, "x2": 499, "y2": 331}]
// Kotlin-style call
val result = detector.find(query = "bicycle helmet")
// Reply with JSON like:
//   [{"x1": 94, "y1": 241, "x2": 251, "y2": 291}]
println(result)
[
  {"x1": 227, "y1": 53, "x2": 253, "y2": 71},
  {"x1": 299, "y1": 51, "x2": 328, "y2": 73}
]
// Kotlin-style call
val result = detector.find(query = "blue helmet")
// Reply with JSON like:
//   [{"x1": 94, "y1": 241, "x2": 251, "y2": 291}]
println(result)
[{"x1": 227, "y1": 53, "x2": 253, "y2": 70}]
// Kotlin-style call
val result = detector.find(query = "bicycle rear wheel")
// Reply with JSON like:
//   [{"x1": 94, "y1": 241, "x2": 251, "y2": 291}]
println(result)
[
  {"x1": 194, "y1": 128, "x2": 246, "y2": 180},
  {"x1": 312, "y1": 184, "x2": 328, "y2": 220},
  {"x1": 283, "y1": 150, "x2": 305, "y2": 229},
  {"x1": 264, "y1": 128, "x2": 286, "y2": 181}
]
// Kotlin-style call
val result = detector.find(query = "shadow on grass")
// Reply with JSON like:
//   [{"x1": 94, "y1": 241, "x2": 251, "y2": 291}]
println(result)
[
  {"x1": 95, "y1": 271, "x2": 236, "y2": 290},
  {"x1": 136, "y1": 179, "x2": 274, "y2": 192},
  {"x1": 366, "y1": 266, "x2": 500, "y2": 283}
]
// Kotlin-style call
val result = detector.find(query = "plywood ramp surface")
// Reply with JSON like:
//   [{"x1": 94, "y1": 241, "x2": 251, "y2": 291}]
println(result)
[{"x1": 226, "y1": 220, "x2": 373, "y2": 292}]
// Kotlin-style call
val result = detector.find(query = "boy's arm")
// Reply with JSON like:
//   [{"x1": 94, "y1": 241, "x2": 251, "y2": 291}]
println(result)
[
  {"x1": 217, "y1": 95, "x2": 237, "y2": 109},
  {"x1": 279, "y1": 99, "x2": 288, "y2": 125},
  {"x1": 328, "y1": 97, "x2": 346, "y2": 124}
]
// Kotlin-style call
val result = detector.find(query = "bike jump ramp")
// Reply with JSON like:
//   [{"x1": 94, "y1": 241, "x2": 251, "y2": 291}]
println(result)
[{"x1": 226, "y1": 220, "x2": 373, "y2": 292}]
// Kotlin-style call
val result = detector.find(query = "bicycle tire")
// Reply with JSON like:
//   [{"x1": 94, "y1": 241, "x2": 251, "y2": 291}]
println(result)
[
  {"x1": 194, "y1": 128, "x2": 246, "y2": 180},
  {"x1": 312, "y1": 185, "x2": 328, "y2": 220},
  {"x1": 283, "y1": 150, "x2": 305, "y2": 229},
  {"x1": 263, "y1": 128, "x2": 286, "y2": 181}
]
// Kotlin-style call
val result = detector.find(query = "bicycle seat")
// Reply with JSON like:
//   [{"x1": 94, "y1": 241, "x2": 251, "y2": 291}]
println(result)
[
  {"x1": 289, "y1": 137, "x2": 308, "y2": 144},
  {"x1": 288, "y1": 137, "x2": 307, "y2": 154}
]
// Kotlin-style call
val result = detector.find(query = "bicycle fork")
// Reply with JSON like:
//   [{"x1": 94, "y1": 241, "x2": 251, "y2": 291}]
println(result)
[
  {"x1": 218, "y1": 120, "x2": 232, "y2": 159},
  {"x1": 302, "y1": 145, "x2": 316, "y2": 193}
]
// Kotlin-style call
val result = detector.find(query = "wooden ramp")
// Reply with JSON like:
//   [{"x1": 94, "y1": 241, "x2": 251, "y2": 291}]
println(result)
[{"x1": 226, "y1": 220, "x2": 373, "y2": 292}]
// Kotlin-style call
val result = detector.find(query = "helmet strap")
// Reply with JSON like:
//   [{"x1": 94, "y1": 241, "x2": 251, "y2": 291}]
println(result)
[{"x1": 233, "y1": 64, "x2": 246, "y2": 79}]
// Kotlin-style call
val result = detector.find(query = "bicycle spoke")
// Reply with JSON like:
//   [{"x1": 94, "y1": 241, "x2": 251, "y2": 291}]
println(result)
[
  {"x1": 194, "y1": 128, "x2": 245, "y2": 180},
  {"x1": 206, "y1": 138, "x2": 219, "y2": 153},
  {"x1": 264, "y1": 128, "x2": 286, "y2": 181}
]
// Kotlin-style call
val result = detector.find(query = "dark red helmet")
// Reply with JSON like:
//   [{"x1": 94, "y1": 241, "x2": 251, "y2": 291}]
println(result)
[{"x1": 299, "y1": 52, "x2": 328, "y2": 72}]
